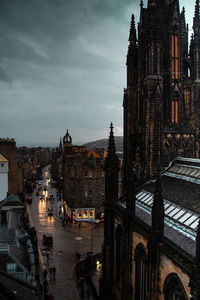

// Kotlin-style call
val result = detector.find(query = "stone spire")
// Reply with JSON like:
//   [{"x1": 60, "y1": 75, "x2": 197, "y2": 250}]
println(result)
[
  {"x1": 100, "y1": 123, "x2": 119, "y2": 300},
  {"x1": 193, "y1": 0, "x2": 200, "y2": 79},
  {"x1": 63, "y1": 129, "x2": 72, "y2": 144},
  {"x1": 127, "y1": 14, "x2": 138, "y2": 87}
]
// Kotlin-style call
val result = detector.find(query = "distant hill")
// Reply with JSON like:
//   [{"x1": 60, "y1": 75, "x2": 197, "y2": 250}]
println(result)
[{"x1": 83, "y1": 136, "x2": 123, "y2": 151}]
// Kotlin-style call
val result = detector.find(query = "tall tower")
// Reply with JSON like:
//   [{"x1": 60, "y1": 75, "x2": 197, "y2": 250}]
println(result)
[
  {"x1": 123, "y1": 0, "x2": 197, "y2": 183},
  {"x1": 100, "y1": 123, "x2": 119, "y2": 300}
]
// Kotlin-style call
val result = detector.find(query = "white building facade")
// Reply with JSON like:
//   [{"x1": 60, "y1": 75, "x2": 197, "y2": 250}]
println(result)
[{"x1": 0, "y1": 153, "x2": 9, "y2": 201}]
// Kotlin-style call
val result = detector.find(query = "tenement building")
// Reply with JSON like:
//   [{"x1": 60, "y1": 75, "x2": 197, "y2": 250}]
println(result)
[
  {"x1": 123, "y1": 0, "x2": 200, "y2": 184},
  {"x1": 62, "y1": 130, "x2": 105, "y2": 221},
  {"x1": 100, "y1": 1, "x2": 200, "y2": 300}
]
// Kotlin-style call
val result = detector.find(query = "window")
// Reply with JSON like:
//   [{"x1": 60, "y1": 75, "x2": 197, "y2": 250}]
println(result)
[
  {"x1": 77, "y1": 210, "x2": 82, "y2": 219},
  {"x1": 88, "y1": 190, "x2": 92, "y2": 197},
  {"x1": 83, "y1": 210, "x2": 88, "y2": 218},
  {"x1": 89, "y1": 209, "x2": 94, "y2": 218},
  {"x1": 1, "y1": 163, "x2": 4, "y2": 167},
  {"x1": 171, "y1": 32, "x2": 179, "y2": 79},
  {"x1": 101, "y1": 190, "x2": 104, "y2": 196},
  {"x1": 184, "y1": 89, "x2": 190, "y2": 115},
  {"x1": 85, "y1": 190, "x2": 88, "y2": 197},
  {"x1": 172, "y1": 99, "x2": 179, "y2": 123},
  {"x1": 6, "y1": 263, "x2": 17, "y2": 272},
  {"x1": 85, "y1": 171, "x2": 88, "y2": 177},
  {"x1": 134, "y1": 244, "x2": 148, "y2": 300}
]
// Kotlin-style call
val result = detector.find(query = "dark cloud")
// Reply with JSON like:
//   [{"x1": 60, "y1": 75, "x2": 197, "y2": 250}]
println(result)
[{"x1": 0, "y1": 0, "x2": 193, "y2": 145}]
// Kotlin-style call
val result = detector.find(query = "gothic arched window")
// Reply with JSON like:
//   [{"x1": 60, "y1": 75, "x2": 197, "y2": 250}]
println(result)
[
  {"x1": 163, "y1": 273, "x2": 187, "y2": 300},
  {"x1": 184, "y1": 88, "x2": 191, "y2": 116},
  {"x1": 134, "y1": 243, "x2": 148, "y2": 300},
  {"x1": 172, "y1": 98, "x2": 179, "y2": 123},
  {"x1": 171, "y1": 32, "x2": 179, "y2": 79}
]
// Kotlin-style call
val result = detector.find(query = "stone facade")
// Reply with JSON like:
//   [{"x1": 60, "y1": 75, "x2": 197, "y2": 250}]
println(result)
[
  {"x1": 0, "y1": 138, "x2": 23, "y2": 195},
  {"x1": 62, "y1": 130, "x2": 105, "y2": 218},
  {"x1": 123, "y1": 0, "x2": 200, "y2": 184}
]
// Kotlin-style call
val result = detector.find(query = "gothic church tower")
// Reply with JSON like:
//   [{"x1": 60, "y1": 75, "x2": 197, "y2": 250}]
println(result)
[{"x1": 123, "y1": 0, "x2": 200, "y2": 183}]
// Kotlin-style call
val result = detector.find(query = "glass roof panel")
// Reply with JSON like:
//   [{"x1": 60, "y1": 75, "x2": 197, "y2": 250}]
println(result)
[
  {"x1": 140, "y1": 194, "x2": 150, "y2": 202},
  {"x1": 146, "y1": 197, "x2": 153, "y2": 204},
  {"x1": 189, "y1": 219, "x2": 199, "y2": 230},
  {"x1": 143, "y1": 195, "x2": 152, "y2": 203},
  {"x1": 190, "y1": 170, "x2": 198, "y2": 176},
  {"x1": 178, "y1": 212, "x2": 192, "y2": 223},
  {"x1": 137, "y1": 192, "x2": 146, "y2": 200},
  {"x1": 184, "y1": 215, "x2": 197, "y2": 226},
  {"x1": 168, "y1": 207, "x2": 181, "y2": 217},
  {"x1": 136, "y1": 191, "x2": 143, "y2": 198},
  {"x1": 187, "y1": 216, "x2": 199, "y2": 226},
  {"x1": 164, "y1": 203, "x2": 170, "y2": 209},
  {"x1": 165, "y1": 205, "x2": 176, "y2": 214},
  {"x1": 148, "y1": 199, "x2": 153, "y2": 206},
  {"x1": 173, "y1": 210, "x2": 186, "y2": 220}
]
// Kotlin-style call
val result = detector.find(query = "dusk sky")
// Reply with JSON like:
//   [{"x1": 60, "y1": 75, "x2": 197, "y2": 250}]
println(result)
[{"x1": 0, "y1": 0, "x2": 195, "y2": 146}]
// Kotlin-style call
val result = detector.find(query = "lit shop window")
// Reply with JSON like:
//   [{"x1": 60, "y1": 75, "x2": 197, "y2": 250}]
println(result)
[
  {"x1": 89, "y1": 209, "x2": 94, "y2": 218},
  {"x1": 83, "y1": 210, "x2": 88, "y2": 218},
  {"x1": 77, "y1": 210, "x2": 83, "y2": 219}
]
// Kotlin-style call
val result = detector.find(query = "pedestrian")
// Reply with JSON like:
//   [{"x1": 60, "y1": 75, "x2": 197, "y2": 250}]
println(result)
[
  {"x1": 43, "y1": 268, "x2": 48, "y2": 279},
  {"x1": 49, "y1": 267, "x2": 53, "y2": 280},
  {"x1": 62, "y1": 219, "x2": 65, "y2": 227},
  {"x1": 39, "y1": 283, "x2": 43, "y2": 296},
  {"x1": 46, "y1": 252, "x2": 49, "y2": 264},
  {"x1": 78, "y1": 223, "x2": 81, "y2": 229},
  {"x1": 52, "y1": 266, "x2": 56, "y2": 280}
]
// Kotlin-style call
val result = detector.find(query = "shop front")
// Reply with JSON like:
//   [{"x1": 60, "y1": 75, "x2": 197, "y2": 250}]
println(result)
[{"x1": 71, "y1": 208, "x2": 95, "y2": 222}]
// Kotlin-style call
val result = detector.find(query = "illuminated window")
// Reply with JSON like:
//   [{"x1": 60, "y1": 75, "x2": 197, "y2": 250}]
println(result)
[
  {"x1": 184, "y1": 89, "x2": 190, "y2": 115},
  {"x1": 172, "y1": 99, "x2": 179, "y2": 123},
  {"x1": 171, "y1": 32, "x2": 179, "y2": 79},
  {"x1": 88, "y1": 170, "x2": 92, "y2": 177},
  {"x1": 77, "y1": 210, "x2": 82, "y2": 218},
  {"x1": 89, "y1": 209, "x2": 94, "y2": 218},
  {"x1": 83, "y1": 210, "x2": 88, "y2": 218}
]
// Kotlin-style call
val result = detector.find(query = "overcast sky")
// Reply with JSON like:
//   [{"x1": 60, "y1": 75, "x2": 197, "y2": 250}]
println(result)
[{"x1": 0, "y1": 0, "x2": 195, "y2": 146}]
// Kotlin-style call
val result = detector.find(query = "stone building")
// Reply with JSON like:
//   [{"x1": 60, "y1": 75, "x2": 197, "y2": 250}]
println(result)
[
  {"x1": 101, "y1": 126, "x2": 200, "y2": 300},
  {"x1": 0, "y1": 153, "x2": 9, "y2": 201},
  {"x1": 123, "y1": 0, "x2": 200, "y2": 185},
  {"x1": 100, "y1": 1, "x2": 200, "y2": 299},
  {"x1": 0, "y1": 139, "x2": 23, "y2": 196},
  {"x1": 62, "y1": 130, "x2": 105, "y2": 221}
]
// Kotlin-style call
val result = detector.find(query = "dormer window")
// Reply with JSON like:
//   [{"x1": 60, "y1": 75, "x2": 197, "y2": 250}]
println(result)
[{"x1": 171, "y1": 32, "x2": 179, "y2": 79}]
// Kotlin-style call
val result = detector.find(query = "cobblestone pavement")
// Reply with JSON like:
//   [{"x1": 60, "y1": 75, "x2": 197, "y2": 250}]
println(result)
[{"x1": 26, "y1": 166, "x2": 104, "y2": 300}]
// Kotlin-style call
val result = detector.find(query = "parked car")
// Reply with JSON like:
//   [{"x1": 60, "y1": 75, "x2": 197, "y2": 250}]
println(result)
[
  {"x1": 43, "y1": 233, "x2": 53, "y2": 246},
  {"x1": 48, "y1": 208, "x2": 53, "y2": 216},
  {"x1": 27, "y1": 198, "x2": 32, "y2": 204}
]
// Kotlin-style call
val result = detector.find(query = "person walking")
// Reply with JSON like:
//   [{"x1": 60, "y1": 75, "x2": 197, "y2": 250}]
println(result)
[
  {"x1": 49, "y1": 267, "x2": 53, "y2": 280},
  {"x1": 46, "y1": 252, "x2": 49, "y2": 264},
  {"x1": 43, "y1": 268, "x2": 48, "y2": 280},
  {"x1": 52, "y1": 266, "x2": 56, "y2": 280}
]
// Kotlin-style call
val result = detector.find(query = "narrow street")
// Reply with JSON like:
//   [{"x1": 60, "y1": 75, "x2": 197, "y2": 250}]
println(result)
[{"x1": 26, "y1": 165, "x2": 104, "y2": 300}]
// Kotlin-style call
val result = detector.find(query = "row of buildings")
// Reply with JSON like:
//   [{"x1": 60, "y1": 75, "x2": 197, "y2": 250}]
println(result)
[
  {"x1": 100, "y1": 0, "x2": 200, "y2": 299},
  {"x1": 51, "y1": 130, "x2": 123, "y2": 222},
  {"x1": 0, "y1": 138, "x2": 52, "y2": 298}
]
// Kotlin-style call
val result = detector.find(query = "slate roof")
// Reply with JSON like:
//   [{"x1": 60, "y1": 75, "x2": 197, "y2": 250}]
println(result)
[
  {"x1": 0, "y1": 271, "x2": 39, "y2": 300},
  {"x1": 117, "y1": 157, "x2": 200, "y2": 258}
]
